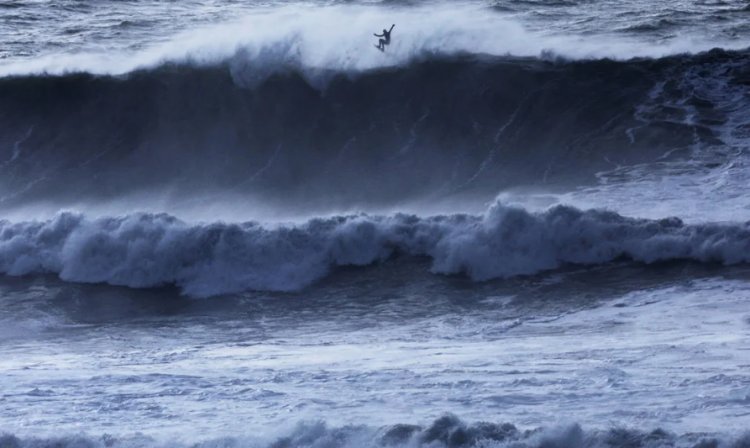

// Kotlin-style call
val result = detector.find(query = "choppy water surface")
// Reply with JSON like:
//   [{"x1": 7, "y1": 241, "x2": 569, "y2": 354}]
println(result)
[{"x1": 1, "y1": 1, "x2": 750, "y2": 447}]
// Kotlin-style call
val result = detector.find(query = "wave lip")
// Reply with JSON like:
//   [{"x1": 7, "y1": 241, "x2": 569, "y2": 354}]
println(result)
[
  {"x1": 2, "y1": 202, "x2": 750, "y2": 297},
  {"x1": 1, "y1": 2, "x2": 748, "y2": 78}
]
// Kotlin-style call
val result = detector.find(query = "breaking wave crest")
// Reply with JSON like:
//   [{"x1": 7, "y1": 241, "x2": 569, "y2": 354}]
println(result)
[
  {"x1": 1, "y1": 415, "x2": 748, "y2": 448},
  {"x1": 1, "y1": 2, "x2": 746, "y2": 78},
  {"x1": 2, "y1": 202, "x2": 750, "y2": 297}
]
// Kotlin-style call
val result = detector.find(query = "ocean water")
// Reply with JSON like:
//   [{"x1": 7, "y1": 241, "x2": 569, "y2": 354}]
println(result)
[{"x1": 1, "y1": 1, "x2": 750, "y2": 447}]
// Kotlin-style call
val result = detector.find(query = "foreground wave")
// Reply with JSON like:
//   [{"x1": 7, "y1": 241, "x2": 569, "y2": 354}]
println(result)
[
  {"x1": 2, "y1": 202, "x2": 750, "y2": 297},
  {"x1": 1, "y1": 415, "x2": 748, "y2": 448}
]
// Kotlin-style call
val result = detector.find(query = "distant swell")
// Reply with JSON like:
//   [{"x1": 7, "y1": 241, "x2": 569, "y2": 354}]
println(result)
[
  {"x1": 0, "y1": 49, "x2": 747, "y2": 209},
  {"x1": 1, "y1": 415, "x2": 748, "y2": 447},
  {"x1": 2, "y1": 202, "x2": 750, "y2": 297}
]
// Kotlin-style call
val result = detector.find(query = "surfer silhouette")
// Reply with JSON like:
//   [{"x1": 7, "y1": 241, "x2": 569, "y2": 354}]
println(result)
[{"x1": 374, "y1": 24, "x2": 395, "y2": 51}]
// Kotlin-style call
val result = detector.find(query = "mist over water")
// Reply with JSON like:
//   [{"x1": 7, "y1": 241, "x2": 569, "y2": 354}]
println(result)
[
  {"x1": 2, "y1": 0, "x2": 750, "y2": 446},
  {"x1": 2, "y1": 0, "x2": 749, "y2": 74}
]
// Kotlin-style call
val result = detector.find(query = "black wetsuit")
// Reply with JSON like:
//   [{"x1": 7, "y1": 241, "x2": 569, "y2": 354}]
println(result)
[{"x1": 375, "y1": 24, "x2": 395, "y2": 50}]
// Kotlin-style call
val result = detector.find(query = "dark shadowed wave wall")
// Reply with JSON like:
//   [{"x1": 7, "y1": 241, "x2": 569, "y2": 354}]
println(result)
[{"x1": 0, "y1": 49, "x2": 745, "y2": 209}]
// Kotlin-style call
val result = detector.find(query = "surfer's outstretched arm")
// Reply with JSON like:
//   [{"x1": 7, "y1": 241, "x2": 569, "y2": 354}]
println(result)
[
  {"x1": 389, "y1": 24, "x2": 395, "y2": 32},
  {"x1": 374, "y1": 32, "x2": 383, "y2": 37}
]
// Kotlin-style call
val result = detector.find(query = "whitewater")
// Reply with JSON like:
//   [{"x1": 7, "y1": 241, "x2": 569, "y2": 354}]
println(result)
[{"x1": 1, "y1": 0, "x2": 750, "y2": 447}]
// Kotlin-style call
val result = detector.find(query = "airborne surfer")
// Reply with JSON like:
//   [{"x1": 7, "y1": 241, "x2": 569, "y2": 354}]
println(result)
[{"x1": 374, "y1": 24, "x2": 395, "y2": 51}]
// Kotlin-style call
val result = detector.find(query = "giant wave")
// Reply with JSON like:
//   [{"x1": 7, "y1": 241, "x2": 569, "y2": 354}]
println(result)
[
  {"x1": 1, "y1": 49, "x2": 747, "y2": 211},
  {"x1": 2, "y1": 201, "x2": 750, "y2": 297}
]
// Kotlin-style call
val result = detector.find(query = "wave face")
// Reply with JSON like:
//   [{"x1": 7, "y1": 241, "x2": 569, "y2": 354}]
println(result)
[
  {"x1": 1, "y1": 48, "x2": 748, "y2": 212},
  {"x1": 3, "y1": 202, "x2": 750, "y2": 297},
  {"x1": 1, "y1": 415, "x2": 748, "y2": 448}
]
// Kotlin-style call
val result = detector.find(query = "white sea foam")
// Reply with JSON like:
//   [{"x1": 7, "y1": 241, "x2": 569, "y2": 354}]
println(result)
[
  {"x1": 1, "y1": 202, "x2": 749, "y2": 297},
  {"x1": 0, "y1": 416, "x2": 746, "y2": 448}
]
